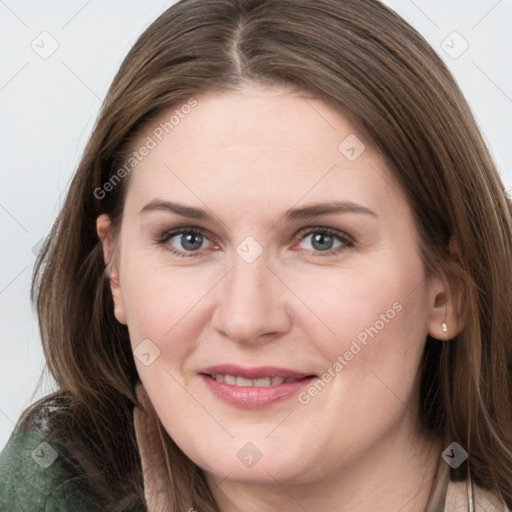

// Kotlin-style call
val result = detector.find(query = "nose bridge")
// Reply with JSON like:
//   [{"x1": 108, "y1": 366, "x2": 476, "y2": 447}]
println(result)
[
  {"x1": 212, "y1": 244, "x2": 290, "y2": 342},
  {"x1": 225, "y1": 249, "x2": 273, "y2": 316}
]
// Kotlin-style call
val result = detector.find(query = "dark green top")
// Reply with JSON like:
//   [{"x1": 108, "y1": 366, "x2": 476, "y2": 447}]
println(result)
[{"x1": 0, "y1": 421, "x2": 101, "y2": 511}]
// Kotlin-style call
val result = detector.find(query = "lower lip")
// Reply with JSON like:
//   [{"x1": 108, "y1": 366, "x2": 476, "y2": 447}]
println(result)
[{"x1": 199, "y1": 374, "x2": 316, "y2": 409}]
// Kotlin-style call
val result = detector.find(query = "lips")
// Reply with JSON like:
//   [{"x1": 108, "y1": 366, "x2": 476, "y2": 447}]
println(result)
[{"x1": 199, "y1": 365, "x2": 317, "y2": 408}]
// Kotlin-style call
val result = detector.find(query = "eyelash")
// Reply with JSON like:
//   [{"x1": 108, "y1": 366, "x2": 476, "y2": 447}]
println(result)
[{"x1": 155, "y1": 226, "x2": 354, "y2": 258}]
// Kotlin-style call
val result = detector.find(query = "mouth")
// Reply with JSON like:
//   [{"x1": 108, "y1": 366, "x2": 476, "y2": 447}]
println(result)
[
  {"x1": 204, "y1": 374, "x2": 308, "y2": 387},
  {"x1": 198, "y1": 365, "x2": 317, "y2": 408}
]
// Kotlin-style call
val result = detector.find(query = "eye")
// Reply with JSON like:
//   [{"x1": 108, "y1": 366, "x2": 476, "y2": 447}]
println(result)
[
  {"x1": 156, "y1": 226, "x2": 354, "y2": 258},
  {"x1": 295, "y1": 227, "x2": 353, "y2": 255},
  {"x1": 157, "y1": 227, "x2": 215, "y2": 257}
]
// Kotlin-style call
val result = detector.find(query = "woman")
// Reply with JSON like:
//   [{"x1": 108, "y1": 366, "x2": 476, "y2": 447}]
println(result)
[{"x1": 0, "y1": 0, "x2": 511, "y2": 510}]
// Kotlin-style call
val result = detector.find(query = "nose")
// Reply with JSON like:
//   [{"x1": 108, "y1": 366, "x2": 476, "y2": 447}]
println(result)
[{"x1": 210, "y1": 249, "x2": 292, "y2": 345}]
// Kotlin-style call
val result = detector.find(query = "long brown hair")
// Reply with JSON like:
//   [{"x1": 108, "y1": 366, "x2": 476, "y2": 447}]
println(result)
[{"x1": 19, "y1": 0, "x2": 512, "y2": 509}]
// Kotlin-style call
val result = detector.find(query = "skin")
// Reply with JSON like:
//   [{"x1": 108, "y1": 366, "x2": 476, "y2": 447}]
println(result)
[{"x1": 97, "y1": 83, "x2": 461, "y2": 511}]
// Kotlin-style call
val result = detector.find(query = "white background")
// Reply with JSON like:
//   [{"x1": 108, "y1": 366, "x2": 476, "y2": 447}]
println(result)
[{"x1": 1, "y1": 0, "x2": 511, "y2": 451}]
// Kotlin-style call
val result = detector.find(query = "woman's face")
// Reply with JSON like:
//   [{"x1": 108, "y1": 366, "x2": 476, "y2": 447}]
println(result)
[{"x1": 99, "y1": 83, "x2": 447, "y2": 485}]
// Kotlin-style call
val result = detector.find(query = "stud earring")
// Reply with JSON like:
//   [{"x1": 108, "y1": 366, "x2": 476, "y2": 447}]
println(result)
[{"x1": 442, "y1": 322, "x2": 448, "y2": 333}]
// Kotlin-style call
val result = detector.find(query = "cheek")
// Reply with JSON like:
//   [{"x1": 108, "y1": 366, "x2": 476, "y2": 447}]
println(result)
[
  {"x1": 120, "y1": 239, "x2": 204, "y2": 327},
  {"x1": 119, "y1": 254, "x2": 208, "y2": 367},
  {"x1": 289, "y1": 269, "x2": 429, "y2": 465},
  {"x1": 298, "y1": 252, "x2": 429, "y2": 396},
  {"x1": 299, "y1": 266, "x2": 423, "y2": 348}
]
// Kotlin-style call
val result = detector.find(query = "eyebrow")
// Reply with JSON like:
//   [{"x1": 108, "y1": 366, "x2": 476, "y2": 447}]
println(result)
[{"x1": 139, "y1": 199, "x2": 378, "y2": 221}]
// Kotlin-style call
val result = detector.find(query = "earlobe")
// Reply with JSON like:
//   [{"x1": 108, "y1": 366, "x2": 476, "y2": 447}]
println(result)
[
  {"x1": 96, "y1": 214, "x2": 127, "y2": 325},
  {"x1": 427, "y1": 235, "x2": 465, "y2": 341},
  {"x1": 427, "y1": 275, "x2": 463, "y2": 341}
]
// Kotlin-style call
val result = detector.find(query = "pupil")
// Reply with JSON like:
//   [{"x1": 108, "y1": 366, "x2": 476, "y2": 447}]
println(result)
[
  {"x1": 312, "y1": 233, "x2": 333, "y2": 251},
  {"x1": 182, "y1": 233, "x2": 202, "y2": 250}
]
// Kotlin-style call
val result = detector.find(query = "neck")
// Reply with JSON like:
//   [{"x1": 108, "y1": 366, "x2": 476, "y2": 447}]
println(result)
[{"x1": 206, "y1": 422, "x2": 442, "y2": 512}]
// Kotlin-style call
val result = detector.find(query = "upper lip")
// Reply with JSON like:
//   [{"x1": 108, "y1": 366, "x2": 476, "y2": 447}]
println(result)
[{"x1": 200, "y1": 365, "x2": 316, "y2": 380}]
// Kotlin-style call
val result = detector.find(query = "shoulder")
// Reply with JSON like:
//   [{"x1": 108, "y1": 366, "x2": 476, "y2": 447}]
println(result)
[
  {"x1": 0, "y1": 395, "x2": 101, "y2": 511},
  {"x1": 445, "y1": 478, "x2": 510, "y2": 512}
]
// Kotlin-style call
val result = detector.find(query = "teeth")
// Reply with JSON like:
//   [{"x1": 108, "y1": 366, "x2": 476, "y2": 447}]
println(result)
[
  {"x1": 254, "y1": 377, "x2": 274, "y2": 386},
  {"x1": 224, "y1": 375, "x2": 236, "y2": 385},
  {"x1": 210, "y1": 374, "x2": 300, "y2": 387},
  {"x1": 236, "y1": 376, "x2": 253, "y2": 387}
]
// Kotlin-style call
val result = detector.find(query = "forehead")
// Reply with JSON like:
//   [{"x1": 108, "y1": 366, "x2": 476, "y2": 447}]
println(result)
[
  {"x1": 122, "y1": 85, "x2": 404, "y2": 218},
  {"x1": 144, "y1": 84, "x2": 358, "y2": 155}
]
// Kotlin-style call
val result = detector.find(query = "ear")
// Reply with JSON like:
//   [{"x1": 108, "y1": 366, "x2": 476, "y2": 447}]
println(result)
[
  {"x1": 427, "y1": 237, "x2": 463, "y2": 341},
  {"x1": 96, "y1": 214, "x2": 127, "y2": 325}
]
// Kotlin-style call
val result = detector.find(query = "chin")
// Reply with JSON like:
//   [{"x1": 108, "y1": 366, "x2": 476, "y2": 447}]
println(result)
[{"x1": 192, "y1": 444, "x2": 320, "y2": 485}]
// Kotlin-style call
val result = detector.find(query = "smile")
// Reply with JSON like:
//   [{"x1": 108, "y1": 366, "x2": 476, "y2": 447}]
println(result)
[
  {"x1": 207, "y1": 374, "x2": 302, "y2": 387},
  {"x1": 199, "y1": 367, "x2": 316, "y2": 408}
]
